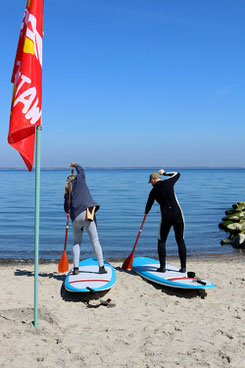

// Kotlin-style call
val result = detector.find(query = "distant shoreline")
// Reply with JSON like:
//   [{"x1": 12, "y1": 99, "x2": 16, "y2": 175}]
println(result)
[{"x1": 1, "y1": 167, "x2": 245, "y2": 171}]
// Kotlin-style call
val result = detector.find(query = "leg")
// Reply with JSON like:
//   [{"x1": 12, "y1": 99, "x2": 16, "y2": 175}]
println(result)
[
  {"x1": 158, "y1": 217, "x2": 171, "y2": 271},
  {"x1": 72, "y1": 213, "x2": 84, "y2": 268},
  {"x1": 173, "y1": 217, "x2": 186, "y2": 271},
  {"x1": 85, "y1": 218, "x2": 104, "y2": 268}
]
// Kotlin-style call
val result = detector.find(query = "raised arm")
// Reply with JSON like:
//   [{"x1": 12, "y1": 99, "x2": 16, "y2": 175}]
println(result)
[
  {"x1": 158, "y1": 169, "x2": 180, "y2": 183},
  {"x1": 70, "y1": 163, "x2": 85, "y2": 180}
]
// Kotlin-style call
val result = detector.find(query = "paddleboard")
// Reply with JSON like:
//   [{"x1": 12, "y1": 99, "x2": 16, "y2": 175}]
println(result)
[
  {"x1": 132, "y1": 256, "x2": 215, "y2": 290},
  {"x1": 64, "y1": 258, "x2": 116, "y2": 293}
]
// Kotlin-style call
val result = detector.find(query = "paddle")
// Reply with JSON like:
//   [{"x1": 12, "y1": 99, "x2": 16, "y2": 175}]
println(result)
[
  {"x1": 58, "y1": 169, "x2": 73, "y2": 273},
  {"x1": 121, "y1": 214, "x2": 147, "y2": 270},
  {"x1": 58, "y1": 212, "x2": 70, "y2": 273}
]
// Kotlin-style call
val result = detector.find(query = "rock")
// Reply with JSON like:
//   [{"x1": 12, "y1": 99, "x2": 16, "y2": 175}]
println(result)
[
  {"x1": 224, "y1": 211, "x2": 245, "y2": 221},
  {"x1": 227, "y1": 223, "x2": 243, "y2": 232},
  {"x1": 218, "y1": 220, "x2": 234, "y2": 231},
  {"x1": 221, "y1": 239, "x2": 231, "y2": 245},
  {"x1": 231, "y1": 234, "x2": 245, "y2": 249},
  {"x1": 225, "y1": 209, "x2": 237, "y2": 215},
  {"x1": 222, "y1": 214, "x2": 241, "y2": 222},
  {"x1": 219, "y1": 202, "x2": 245, "y2": 249},
  {"x1": 232, "y1": 202, "x2": 245, "y2": 210}
]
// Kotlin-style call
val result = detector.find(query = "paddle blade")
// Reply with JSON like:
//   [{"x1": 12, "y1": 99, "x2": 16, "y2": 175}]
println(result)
[
  {"x1": 58, "y1": 251, "x2": 69, "y2": 273},
  {"x1": 122, "y1": 214, "x2": 147, "y2": 270},
  {"x1": 121, "y1": 252, "x2": 134, "y2": 270}
]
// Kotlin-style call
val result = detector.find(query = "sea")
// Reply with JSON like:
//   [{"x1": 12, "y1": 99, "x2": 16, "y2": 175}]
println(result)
[{"x1": 0, "y1": 168, "x2": 244, "y2": 261}]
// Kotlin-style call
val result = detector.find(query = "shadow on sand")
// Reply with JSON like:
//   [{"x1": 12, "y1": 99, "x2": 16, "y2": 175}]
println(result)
[
  {"x1": 14, "y1": 268, "x2": 115, "y2": 307},
  {"x1": 60, "y1": 285, "x2": 116, "y2": 309},
  {"x1": 14, "y1": 268, "x2": 66, "y2": 282},
  {"x1": 116, "y1": 266, "x2": 207, "y2": 299}
]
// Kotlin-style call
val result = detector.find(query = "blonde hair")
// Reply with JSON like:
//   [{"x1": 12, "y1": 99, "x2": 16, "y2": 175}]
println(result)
[{"x1": 65, "y1": 174, "x2": 76, "y2": 205}]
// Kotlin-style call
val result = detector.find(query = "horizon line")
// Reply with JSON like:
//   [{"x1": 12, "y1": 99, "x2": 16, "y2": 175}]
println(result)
[{"x1": 0, "y1": 166, "x2": 245, "y2": 171}]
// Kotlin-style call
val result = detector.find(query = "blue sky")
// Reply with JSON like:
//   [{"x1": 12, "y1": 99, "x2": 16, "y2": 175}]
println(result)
[{"x1": 1, "y1": 0, "x2": 244, "y2": 168}]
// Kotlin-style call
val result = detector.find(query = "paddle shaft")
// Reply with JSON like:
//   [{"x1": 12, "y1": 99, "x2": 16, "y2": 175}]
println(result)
[
  {"x1": 121, "y1": 214, "x2": 147, "y2": 270},
  {"x1": 131, "y1": 214, "x2": 147, "y2": 256},
  {"x1": 63, "y1": 168, "x2": 74, "y2": 250},
  {"x1": 63, "y1": 212, "x2": 70, "y2": 251},
  {"x1": 58, "y1": 168, "x2": 74, "y2": 273}
]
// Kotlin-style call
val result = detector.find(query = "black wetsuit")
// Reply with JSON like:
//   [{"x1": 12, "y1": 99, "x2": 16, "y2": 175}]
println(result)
[{"x1": 145, "y1": 172, "x2": 186, "y2": 270}]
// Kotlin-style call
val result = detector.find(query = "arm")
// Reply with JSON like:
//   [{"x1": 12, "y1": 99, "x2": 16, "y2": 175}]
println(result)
[
  {"x1": 145, "y1": 189, "x2": 155, "y2": 215},
  {"x1": 70, "y1": 162, "x2": 85, "y2": 180},
  {"x1": 158, "y1": 169, "x2": 180, "y2": 184}
]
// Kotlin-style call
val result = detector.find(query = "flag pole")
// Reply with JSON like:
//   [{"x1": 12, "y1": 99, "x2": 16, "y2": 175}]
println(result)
[{"x1": 34, "y1": 125, "x2": 42, "y2": 328}]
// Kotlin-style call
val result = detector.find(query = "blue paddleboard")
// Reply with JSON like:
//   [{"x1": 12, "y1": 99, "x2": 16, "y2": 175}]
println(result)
[
  {"x1": 64, "y1": 258, "x2": 116, "y2": 293},
  {"x1": 132, "y1": 256, "x2": 215, "y2": 290}
]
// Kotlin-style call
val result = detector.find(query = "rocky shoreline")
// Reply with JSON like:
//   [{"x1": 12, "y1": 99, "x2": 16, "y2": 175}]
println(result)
[{"x1": 219, "y1": 202, "x2": 245, "y2": 249}]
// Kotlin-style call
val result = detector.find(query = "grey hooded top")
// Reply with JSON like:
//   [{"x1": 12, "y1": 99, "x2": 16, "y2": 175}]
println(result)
[{"x1": 64, "y1": 165, "x2": 99, "y2": 221}]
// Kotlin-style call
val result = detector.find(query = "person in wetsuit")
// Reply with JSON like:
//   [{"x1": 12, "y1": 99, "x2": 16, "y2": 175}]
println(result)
[
  {"x1": 64, "y1": 163, "x2": 107, "y2": 275},
  {"x1": 145, "y1": 169, "x2": 187, "y2": 273}
]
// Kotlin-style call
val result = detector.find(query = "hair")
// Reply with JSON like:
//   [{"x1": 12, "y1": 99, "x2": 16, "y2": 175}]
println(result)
[{"x1": 64, "y1": 174, "x2": 76, "y2": 205}]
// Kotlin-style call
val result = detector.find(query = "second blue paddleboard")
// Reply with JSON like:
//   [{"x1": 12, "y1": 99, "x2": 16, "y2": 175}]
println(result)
[{"x1": 133, "y1": 256, "x2": 215, "y2": 290}]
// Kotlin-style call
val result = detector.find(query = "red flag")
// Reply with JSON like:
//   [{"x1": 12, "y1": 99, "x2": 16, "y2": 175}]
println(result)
[{"x1": 8, "y1": 0, "x2": 43, "y2": 171}]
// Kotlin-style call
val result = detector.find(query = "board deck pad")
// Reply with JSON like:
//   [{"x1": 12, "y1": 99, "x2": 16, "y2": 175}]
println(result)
[
  {"x1": 132, "y1": 256, "x2": 215, "y2": 290},
  {"x1": 64, "y1": 258, "x2": 116, "y2": 292}
]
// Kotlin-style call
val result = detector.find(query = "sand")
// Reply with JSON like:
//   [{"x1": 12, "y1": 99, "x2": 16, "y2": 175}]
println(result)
[{"x1": 0, "y1": 254, "x2": 245, "y2": 368}]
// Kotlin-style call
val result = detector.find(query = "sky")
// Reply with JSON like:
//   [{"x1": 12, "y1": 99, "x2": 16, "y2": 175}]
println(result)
[{"x1": 0, "y1": 0, "x2": 244, "y2": 168}]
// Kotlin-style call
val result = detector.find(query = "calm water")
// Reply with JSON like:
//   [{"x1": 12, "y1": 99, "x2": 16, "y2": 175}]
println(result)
[{"x1": 0, "y1": 168, "x2": 244, "y2": 260}]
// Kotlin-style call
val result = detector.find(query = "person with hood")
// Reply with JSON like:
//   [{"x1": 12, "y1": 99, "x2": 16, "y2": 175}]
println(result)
[{"x1": 64, "y1": 163, "x2": 107, "y2": 275}]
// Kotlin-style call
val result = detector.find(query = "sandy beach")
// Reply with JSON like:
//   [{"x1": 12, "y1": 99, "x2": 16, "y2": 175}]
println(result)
[{"x1": 0, "y1": 254, "x2": 245, "y2": 368}]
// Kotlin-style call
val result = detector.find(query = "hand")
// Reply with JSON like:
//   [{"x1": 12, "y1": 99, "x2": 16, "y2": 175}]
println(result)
[
  {"x1": 158, "y1": 169, "x2": 165, "y2": 175},
  {"x1": 70, "y1": 163, "x2": 78, "y2": 167}
]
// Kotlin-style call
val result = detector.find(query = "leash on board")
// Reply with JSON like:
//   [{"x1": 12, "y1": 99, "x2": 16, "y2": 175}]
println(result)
[
  {"x1": 86, "y1": 287, "x2": 116, "y2": 308},
  {"x1": 187, "y1": 271, "x2": 207, "y2": 285}
]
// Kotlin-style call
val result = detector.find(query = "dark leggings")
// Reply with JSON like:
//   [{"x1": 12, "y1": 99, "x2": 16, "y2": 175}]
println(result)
[{"x1": 158, "y1": 214, "x2": 186, "y2": 269}]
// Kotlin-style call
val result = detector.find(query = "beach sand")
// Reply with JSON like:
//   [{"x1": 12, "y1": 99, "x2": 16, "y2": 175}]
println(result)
[{"x1": 0, "y1": 254, "x2": 245, "y2": 368}]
